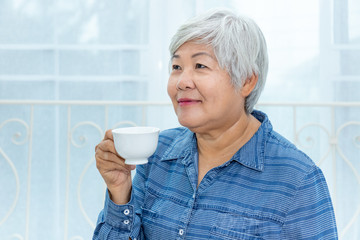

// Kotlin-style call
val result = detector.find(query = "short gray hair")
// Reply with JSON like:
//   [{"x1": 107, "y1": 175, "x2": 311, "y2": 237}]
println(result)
[{"x1": 169, "y1": 9, "x2": 269, "y2": 114}]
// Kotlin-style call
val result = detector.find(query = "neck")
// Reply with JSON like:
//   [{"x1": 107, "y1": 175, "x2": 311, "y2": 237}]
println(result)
[{"x1": 196, "y1": 113, "x2": 261, "y2": 159}]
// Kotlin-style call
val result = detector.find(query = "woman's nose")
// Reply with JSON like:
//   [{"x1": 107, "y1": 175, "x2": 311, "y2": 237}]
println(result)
[{"x1": 176, "y1": 70, "x2": 195, "y2": 90}]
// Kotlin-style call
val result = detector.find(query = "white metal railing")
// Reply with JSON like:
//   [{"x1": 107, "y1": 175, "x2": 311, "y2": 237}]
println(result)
[
  {"x1": 0, "y1": 100, "x2": 360, "y2": 240},
  {"x1": 0, "y1": 44, "x2": 150, "y2": 50}
]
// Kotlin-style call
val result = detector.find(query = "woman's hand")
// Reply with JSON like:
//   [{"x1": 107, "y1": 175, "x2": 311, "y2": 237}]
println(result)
[{"x1": 95, "y1": 129, "x2": 136, "y2": 205}]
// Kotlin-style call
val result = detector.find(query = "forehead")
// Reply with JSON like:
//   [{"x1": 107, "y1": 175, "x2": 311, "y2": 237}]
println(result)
[{"x1": 172, "y1": 41, "x2": 215, "y2": 59}]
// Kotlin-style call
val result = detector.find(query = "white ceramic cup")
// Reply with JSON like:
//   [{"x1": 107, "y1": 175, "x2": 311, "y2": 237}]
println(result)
[{"x1": 112, "y1": 126, "x2": 160, "y2": 165}]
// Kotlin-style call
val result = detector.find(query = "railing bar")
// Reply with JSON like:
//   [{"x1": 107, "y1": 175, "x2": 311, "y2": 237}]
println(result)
[
  {"x1": 0, "y1": 148, "x2": 20, "y2": 227},
  {"x1": 0, "y1": 75, "x2": 149, "y2": 81},
  {"x1": 330, "y1": 106, "x2": 337, "y2": 215},
  {"x1": 1, "y1": 100, "x2": 360, "y2": 107},
  {"x1": 0, "y1": 44, "x2": 150, "y2": 50},
  {"x1": 141, "y1": 106, "x2": 147, "y2": 126},
  {"x1": 25, "y1": 105, "x2": 34, "y2": 240},
  {"x1": 257, "y1": 102, "x2": 360, "y2": 107},
  {"x1": 0, "y1": 100, "x2": 173, "y2": 106},
  {"x1": 64, "y1": 105, "x2": 71, "y2": 240},
  {"x1": 53, "y1": 20, "x2": 62, "y2": 238}
]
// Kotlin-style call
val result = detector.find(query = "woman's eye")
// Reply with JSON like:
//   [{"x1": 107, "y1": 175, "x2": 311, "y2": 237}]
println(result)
[
  {"x1": 172, "y1": 65, "x2": 181, "y2": 70},
  {"x1": 195, "y1": 63, "x2": 207, "y2": 69}
]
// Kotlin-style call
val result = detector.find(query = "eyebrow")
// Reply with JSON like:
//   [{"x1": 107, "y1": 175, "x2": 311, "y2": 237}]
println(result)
[{"x1": 171, "y1": 52, "x2": 214, "y2": 60}]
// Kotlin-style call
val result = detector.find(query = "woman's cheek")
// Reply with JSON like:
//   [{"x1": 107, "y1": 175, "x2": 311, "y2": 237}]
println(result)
[{"x1": 167, "y1": 77, "x2": 177, "y2": 98}]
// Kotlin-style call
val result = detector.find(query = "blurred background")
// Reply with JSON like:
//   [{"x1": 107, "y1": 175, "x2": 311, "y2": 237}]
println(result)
[{"x1": 0, "y1": 0, "x2": 359, "y2": 239}]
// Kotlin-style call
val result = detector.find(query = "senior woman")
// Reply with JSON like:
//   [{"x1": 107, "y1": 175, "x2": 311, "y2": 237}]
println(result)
[{"x1": 93, "y1": 9, "x2": 338, "y2": 240}]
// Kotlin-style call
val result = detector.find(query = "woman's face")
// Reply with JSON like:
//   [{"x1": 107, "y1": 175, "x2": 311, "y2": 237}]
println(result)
[{"x1": 167, "y1": 41, "x2": 246, "y2": 133}]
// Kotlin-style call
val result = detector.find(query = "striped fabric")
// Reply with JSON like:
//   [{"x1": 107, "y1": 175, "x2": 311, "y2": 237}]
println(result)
[{"x1": 93, "y1": 110, "x2": 338, "y2": 240}]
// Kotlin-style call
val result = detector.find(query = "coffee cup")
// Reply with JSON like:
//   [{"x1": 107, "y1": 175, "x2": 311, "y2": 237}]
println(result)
[{"x1": 112, "y1": 126, "x2": 160, "y2": 165}]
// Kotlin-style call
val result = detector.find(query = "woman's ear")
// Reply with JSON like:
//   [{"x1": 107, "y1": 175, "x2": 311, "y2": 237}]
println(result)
[{"x1": 241, "y1": 74, "x2": 258, "y2": 97}]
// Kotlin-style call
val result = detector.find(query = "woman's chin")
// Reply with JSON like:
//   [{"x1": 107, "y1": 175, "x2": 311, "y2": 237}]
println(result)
[{"x1": 178, "y1": 117, "x2": 199, "y2": 129}]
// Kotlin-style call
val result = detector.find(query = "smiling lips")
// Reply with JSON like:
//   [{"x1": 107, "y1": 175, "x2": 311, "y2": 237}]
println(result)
[{"x1": 177, "y1": 98, "x2": 202, "y2": 106}]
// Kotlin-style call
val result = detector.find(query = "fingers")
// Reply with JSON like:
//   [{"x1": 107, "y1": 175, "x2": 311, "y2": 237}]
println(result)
[
  {"x1": 104, "y1": 129, "x2": 114, "y2": 141},
  {"x1": 95, "y1": 129, "x2": 135, "y2": 194},
  {"x1": 95, "y1": 139, "x2": 135, "y2": 169},
  {"x1": 95, "y1": 129, "x2": 136, "y2": 174},
  {"x1": 96, "y1": 145, "x2": 135, "y2": 174},
  {"x1": 96, "y1": 141, "x2": 123, "y2": 166},
  {"x1": 95, "y1": 129, "x2": 113, "y2": 153},
  {"x1": 97, "y1": 139, "x2": 117, "y2": 155},
  {"x1": 96, "y1": 152, "x2": 133, "y2": 174},
  {"x1": 95, "y1": 147, "x2": 120, "y2": 164}
]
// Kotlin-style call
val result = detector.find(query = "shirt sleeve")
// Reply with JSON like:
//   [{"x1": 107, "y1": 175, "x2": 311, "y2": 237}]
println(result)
[
  {"x1": 281, "y1": 166, "x2": 338, "y2": 239},
  {"x1": 93, "y1": 166, "x2": 147, "y2": 240}
]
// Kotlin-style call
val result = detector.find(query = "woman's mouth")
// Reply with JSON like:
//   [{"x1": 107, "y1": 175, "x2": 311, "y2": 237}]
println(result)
[{"x1": 177, "y1": 98, "x2": 202, "y2": 106}]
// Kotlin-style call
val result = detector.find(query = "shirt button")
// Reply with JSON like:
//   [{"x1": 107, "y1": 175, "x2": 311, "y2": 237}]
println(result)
[
  {"x1": 123, "y1": 220, "x2": 130, "y2": 225},
  {"x1": 179, "y1": 229, "x2": 184, "y2": 235},
  {"x1": 124, "y1": 209, "x2": 130, "y2": 215}
]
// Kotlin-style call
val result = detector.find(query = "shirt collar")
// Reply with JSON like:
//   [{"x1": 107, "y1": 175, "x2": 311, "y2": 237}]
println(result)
[
  {"x1": 159, "y1": 110, "x2": 272, "y2": 172},
  {"x1": 159, "y1": 127, "x2": 195, "y2": 161},
  {"x1": 231, "y1": 110, "x2": 272, "y2": 171}
]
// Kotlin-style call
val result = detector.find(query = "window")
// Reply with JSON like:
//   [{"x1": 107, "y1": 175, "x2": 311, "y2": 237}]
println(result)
[{"x1": 0, "y1": 0, "x2": 359, "y2": 239}]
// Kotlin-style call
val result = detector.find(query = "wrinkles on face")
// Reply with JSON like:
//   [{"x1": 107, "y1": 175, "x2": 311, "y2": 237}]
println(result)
[{"x1": 167, "y1": 41, "x2": 244, "y2": 134}]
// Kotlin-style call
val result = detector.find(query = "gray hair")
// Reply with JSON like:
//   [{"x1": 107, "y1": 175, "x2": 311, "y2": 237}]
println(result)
[{"x1": 169, "y1": 9, "x2": 269, "y2": 114}]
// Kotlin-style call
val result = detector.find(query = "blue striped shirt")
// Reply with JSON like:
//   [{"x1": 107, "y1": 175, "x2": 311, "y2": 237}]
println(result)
[{"x1": 93, "y1": 110, "x2": 338, "y2": 239}]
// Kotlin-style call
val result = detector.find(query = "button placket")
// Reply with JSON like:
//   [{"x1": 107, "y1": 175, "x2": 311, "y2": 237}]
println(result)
[{"x1": 123, "y1": 208, "x2": 131, "y2": 227}]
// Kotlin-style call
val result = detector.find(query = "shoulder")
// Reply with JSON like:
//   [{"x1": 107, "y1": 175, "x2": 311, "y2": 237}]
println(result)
[
  {"x1": 264, "y1": 129, "x2": 317, "y2": 179},
  {"x1": 252, "y1": 110, "x2": 317, "y2": 176}
]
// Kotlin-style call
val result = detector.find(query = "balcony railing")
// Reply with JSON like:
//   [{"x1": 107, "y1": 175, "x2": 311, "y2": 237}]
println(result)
[{"x1": 0, "y1": 100, "x2": 359, "y2": 240}]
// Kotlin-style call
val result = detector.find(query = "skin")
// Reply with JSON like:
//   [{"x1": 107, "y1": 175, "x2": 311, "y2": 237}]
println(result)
[
  {"x1": 167, "y1": 41, "x2": 261, "y2": 185},
  {"x1": 95, "y1": 40, "x2": 261, "y2": 205},
  {"x1": 95, "y1": 130, "x2": 135, "y2": 204}
]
